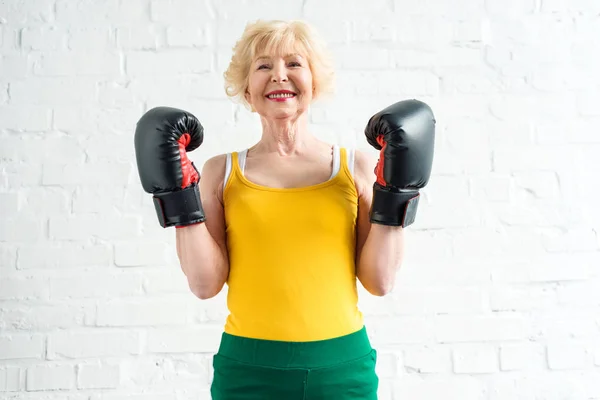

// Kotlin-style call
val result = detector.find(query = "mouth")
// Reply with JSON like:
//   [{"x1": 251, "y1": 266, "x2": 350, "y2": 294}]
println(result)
[{"x1": 265, "y1": 90, "x2": 297, "y2": 101}]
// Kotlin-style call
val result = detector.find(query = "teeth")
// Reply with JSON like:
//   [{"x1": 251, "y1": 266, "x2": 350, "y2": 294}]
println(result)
[{"x1": 268, "y1": 93, "x2": 295, "y2": 99}]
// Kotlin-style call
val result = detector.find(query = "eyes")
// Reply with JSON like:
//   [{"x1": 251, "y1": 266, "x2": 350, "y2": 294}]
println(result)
[{"x1": 257, "y1": 61, "x2": 302, "y2": 70}]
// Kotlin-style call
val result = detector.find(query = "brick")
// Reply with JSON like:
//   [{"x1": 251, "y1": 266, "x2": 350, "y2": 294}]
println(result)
[
  {"x1": 96, "y1": 298, "x2": 190, "y2": 327},
  {"x1": 53, "y1": 106, "x2": 141, "y2": 136},
  {"x1": 0, "y1": 106, "x2": 50, "y2": 131},
  {"x1": 0, "y1": 366, "x2": 21, "y2": 391},
  {"x1": 530, "y1": 310, "x2": 599, "y2": 340},
  {"x1": 542, "y1": 228, "x2": 599, "y2": 252},
  {"x1": 72, "y1": 185, "x2": 142, "y2": 214},
  {"x1": 0, "y1": 28, "x2": 19, "y2": 55},
  {"x1": 49, "y1": 214, "x2": 141, "y2": 241},
  {"x1": 0, "y1": 0, "x2": 53, "y2": 24},
  {"x1": 436, "y1": 315, "x2": 528, "y2": 343},
  {"x1": 485, "y1": 0, "x2": 537, "y2": 16},
  {"x1": 146, "y1": 326, "x2": 222, "y2": 354},
  {"x1": 403, "y1": 345, "x2": 451, "y2": 374},
  {"x1": 0, "y1": 162, "x2": 42, "y2": 189},
  {"x1": 114, "y1": 240, "x2": 173, "y2": 267},
  {"x1": 218, "y1": 0, "x2": 302, "y2": 20},
  {"x1": 0, "y1": 54, "x2": 31, "y2": 79},
  {"x1": 34, "y1": 52, "x2": 121, "y2": 77},
  {"x1": 26, "y1": 364, "x2": 75, "y2": 391},
  {"x1": 126, "y1": 50, "x2": 213, "y2": 76},
  {"x1": 22, "y1": 27, "x2": 67, "y2": 51},
  {"x1": 334, "y1": 47, "x2": 391, "y2": 70},
  {"x1": 0, "y1": 302, "x2": 94, "y2": 331},
  {"x1": 541, "y1": 0, "x2": 600, "y2": 13},
  {"x1": 0, "y1": 80, "x2": 8, "y2": 104},
  {"x1": 0, "y1": 135, "x2": 83, "y2": 164},
  {"x1": 43, "y1": 162, "x2": 132, "y2": 186},
  {"x1": 0, "y1": 334, "x2": 44, "y2": 360},
  {"x1": 452, "y1": 344, "x2": 498, "y2": 374},
  {"x1": 0, "y1": 192, "x2": 19, "y2": 214},
  {"x1": 491, "y1": 254, "x2": 594, "y2": 283},
  {"x1": 374, "y1": 351, "x2": 398, "y2": 378},
  {"x1": 150, "y1": 0, "x2": 213, "y2": 23},
  {"x1": 97, "y1": 80, "x2": 137, "y2": 107},
  {"x1": 166, "y1": 25, "x2": 211, "y2": 48},
  {"x1": 0, "y1": 244, "x2": 17, "y2": 270},
  {"x1": 500, "y1": 343, "x2": 546, "y2": 371},
  {"x1": 18, "y1": 243, "x2": 112, "y2": 269},
  {"x1": 77, "y1": 363, "x2": 120, "y2": 389},
  {"x1": 142, "y1": 270, "x2": 189, "y2": 295},
  {"x1": 441, "y1": 68, "x2": 500, "y2": 94},
  {"x1": 394, "y1": 286, "x2": 485, "y2": 315},
  {"x1": 55, "y1": 0, "x2": 147, "y2": 26},
  {"x1": 20, "y1": 187, "x2": 71, "y2": 215},
  {"x1": 116, "y1": 26, "x2": 162, "y2": 50},
  {"x1": 368, "y1": 317, "x2": 435, "y2": 345},
  {"x1": 67, "y1": 27, "x2": 114, "y2": 51},
  {"x1": 10, "y1": 78, "x2": 98, "y2": 106},
  {"x1": 305, "y1": 0, "x2": 390, "y2": 18},
  {"x1": 0, "y1": 276, "x2": 49, "y2": 300},
  {"x1": 48, "y1": 330, "x2": 141, "y2": 359},
  {"x1": 129, "y1": 75, "x2": 228, "y2": 103},
  {"x1": 90, "y1": 395, "x2": 177, "y2": 400},
  {"x1": 394, "y1": 375, "x2": 486, "y2": 400},
  {"x1": 547, "y1": 343, "x2": 590, "y2": 370},
  {"x1": 49, "y1": 271, "x2": 143, "y2": 299},
  {"x1": 490, "y1": 283, "x2": 558, "y2": 312},
  {"x1": 556, "y1": 281, "x2": 600, "y2": 307}
]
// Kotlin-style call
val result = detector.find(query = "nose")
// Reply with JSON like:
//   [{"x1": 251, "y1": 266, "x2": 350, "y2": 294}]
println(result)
[{"x1": 271, "y1": 61, "x2": 288, "y2": 83}]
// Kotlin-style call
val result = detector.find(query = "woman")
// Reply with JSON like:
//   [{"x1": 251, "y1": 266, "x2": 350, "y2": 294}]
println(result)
[{"x1": 134, "y1": 19, "x2": 435, "y2": 400}]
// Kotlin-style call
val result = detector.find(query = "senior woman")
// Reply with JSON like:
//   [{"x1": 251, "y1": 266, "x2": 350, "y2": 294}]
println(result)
[{"x1": 134, "y1": 19, "x2": 435, "y2": 400}]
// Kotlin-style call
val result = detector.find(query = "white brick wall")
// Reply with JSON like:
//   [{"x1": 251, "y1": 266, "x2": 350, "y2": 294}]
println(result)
[{"x1": 1, "y1": 0, "x2": 599, "y2": 398}]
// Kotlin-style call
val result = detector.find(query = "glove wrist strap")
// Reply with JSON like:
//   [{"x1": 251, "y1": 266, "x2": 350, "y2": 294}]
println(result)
[
  {"x1": 152, "y1": 183, "x2": 206, "y2": 228},
  {"x1": 370, "y1": 183, "x2": 420, "y2": 227}
]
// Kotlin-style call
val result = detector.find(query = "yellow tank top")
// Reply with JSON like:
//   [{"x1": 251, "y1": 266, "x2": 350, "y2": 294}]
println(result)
[{"x1": 222, "y1": 146, "x2": 364, "y2": 342}]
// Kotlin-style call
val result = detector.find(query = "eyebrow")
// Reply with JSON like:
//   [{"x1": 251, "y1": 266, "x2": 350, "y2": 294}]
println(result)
[{"x1": 255, "y1": 53, "x2": 303, "y2": 62}]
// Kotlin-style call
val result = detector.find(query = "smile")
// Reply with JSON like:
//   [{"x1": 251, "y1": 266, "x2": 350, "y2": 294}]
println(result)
[{"x1": 266, "y1": 93, "x2": 296, "y2": 100}]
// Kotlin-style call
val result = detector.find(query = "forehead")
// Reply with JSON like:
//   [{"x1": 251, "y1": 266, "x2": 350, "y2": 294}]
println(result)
[{"x1": 252, "y1": 34, "x2": 309, "y2": 61}]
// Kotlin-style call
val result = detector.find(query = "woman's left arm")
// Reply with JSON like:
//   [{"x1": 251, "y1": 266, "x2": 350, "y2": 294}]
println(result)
[{"x1": 354, "y1": 149, "x2": 405, "y2": 296}]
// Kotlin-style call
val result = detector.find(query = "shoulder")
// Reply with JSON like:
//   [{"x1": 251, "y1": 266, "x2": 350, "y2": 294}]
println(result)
[
  {"x1": 200, "y1": 153, "x2": 228, "y2": 202},
  {"x1": 351, "y1": 148, "x2": 377, "y2": 190},
  {"x1": 347, "y1": 148, "x2": 377, "y2": 199}
]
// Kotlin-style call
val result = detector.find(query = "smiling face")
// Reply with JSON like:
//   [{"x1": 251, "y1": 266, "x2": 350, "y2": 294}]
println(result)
[{"x1": 245, "y1": 51, "x2": 314, "y2": 120}]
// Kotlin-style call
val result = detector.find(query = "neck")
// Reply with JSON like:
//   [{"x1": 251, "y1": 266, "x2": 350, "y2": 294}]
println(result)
[{"x1": 253, "y1": 113, "x2": 313, "y2": 156}]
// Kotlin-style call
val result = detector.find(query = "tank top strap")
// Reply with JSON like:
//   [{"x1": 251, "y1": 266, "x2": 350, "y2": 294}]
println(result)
[{"x1": 338, "y1": 147, "x2": 356, "y2": 182}]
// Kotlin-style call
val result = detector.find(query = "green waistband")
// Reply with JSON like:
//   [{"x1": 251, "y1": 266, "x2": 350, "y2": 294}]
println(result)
[{"x1": 216, "y1": 326, "x2": 373, "y2": 369}]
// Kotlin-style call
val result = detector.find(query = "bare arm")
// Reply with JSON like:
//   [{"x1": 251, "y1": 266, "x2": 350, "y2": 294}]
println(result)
[
  {"x1": 176, "y1": 155, "x2": 229, "y2": 299},
  {"x1": 354, "y1": 150, "x2": 405, "y2": 296}
]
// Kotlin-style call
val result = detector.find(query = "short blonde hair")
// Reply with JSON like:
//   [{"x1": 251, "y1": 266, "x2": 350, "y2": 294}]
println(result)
[{"x1": 223, "y1": 20, "x2": 335, "y2": 108}]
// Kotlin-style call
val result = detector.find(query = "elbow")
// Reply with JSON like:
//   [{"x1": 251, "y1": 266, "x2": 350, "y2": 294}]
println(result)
[
  {"x1": 360, "y1": 275, "x2": 395, "y2": 297},
  {"x1": 367, "y1": 281, "x2": 395, "y2": 297},
  {"x1": 192, "y1": 288, "x2": 218, "y2": 300},
  {"x1": 188, "y1": 280, "x2": 222, "y2": 300}
]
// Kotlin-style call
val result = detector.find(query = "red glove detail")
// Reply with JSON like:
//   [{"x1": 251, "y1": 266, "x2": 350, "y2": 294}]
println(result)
[
  {"x1": 178, "y1": 133, "x2": 200, "y2": 189},
  {"x1": 374, "y1": 135, "x2": 387, "y2": 187}
]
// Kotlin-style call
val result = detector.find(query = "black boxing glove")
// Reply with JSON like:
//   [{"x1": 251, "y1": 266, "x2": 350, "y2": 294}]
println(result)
[
  {"x1": 364, "y1": 99, "x2": 436, "y2": 227},
  {"x1": 134, "y1": 107, "x2": 206, "y2": 228}
]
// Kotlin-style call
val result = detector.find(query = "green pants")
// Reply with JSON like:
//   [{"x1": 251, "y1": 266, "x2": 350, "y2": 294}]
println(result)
[{"x1": 210, "y1": 326, "x2": 378, "y2": 399}]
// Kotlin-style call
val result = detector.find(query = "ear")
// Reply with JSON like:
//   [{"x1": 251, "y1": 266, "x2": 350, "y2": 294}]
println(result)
[{"x1": 244, "y1": 90, "x2": 256, "y2": 112}]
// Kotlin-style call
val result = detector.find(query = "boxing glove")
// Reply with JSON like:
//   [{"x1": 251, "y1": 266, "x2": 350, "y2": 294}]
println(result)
[
  {"x1": 365, "y1": 99, "x2": 435, "y2": 227},
  {"x1": 134, "y1": 106, "x2": 205, "y2": 228}
]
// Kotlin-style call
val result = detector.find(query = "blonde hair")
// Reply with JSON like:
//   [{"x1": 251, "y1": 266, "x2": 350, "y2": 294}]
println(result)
[{"x1": 224, "y1": 20, "x2": 335, "y2": 109}]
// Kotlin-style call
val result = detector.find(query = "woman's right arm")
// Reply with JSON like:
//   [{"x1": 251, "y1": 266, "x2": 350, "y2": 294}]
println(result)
[{"x1": 176, "y1": 154, "x2": 229, "y2": 299}]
